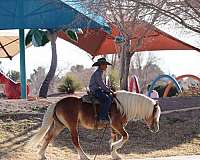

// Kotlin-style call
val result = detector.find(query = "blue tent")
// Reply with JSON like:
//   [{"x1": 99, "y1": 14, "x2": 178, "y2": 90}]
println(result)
[
  {"x1": 0, "y1": 0, "x2": 109, "y2": 98},
  {"x1": 0, "y1": 0, "x2": 109, "y2": 30}
]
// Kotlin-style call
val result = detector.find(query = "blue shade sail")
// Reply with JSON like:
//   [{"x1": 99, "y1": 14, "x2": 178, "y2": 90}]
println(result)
[
  {"x1": 0, "y1": 0, "x2": 109, "y2": 30},
  {"x1": 0, "y1": 0, "x2": 110, "y2": 98}
]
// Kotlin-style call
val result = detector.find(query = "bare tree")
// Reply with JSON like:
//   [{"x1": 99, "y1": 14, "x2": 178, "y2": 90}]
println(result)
[
  {"x1": 130, "y1": 52, "x2": 164, "y2": 92},
  {"x1": 29, "y1": 67, "x2": 46, "y2": 96},
  {"x1": 129, "y1": 0, "x2": 200, "y2": 34},
  {"x1": 68, "y1": 0, "x2": 200, "y2": 90},
  {"x1": 67, "y1": 65, "x2": 94, "y2": 90},
  {"x1": 77, "y1": 0, "x2": 168, "y2": 90}
]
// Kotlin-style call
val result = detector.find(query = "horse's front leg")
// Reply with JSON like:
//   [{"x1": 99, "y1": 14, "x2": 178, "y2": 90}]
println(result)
[
  {"x1": 110, "y1": 128, "x2": 118, "y2": 146},
  {"x1": 111, "y1": 124, "x2": 129, "y2": 160}
]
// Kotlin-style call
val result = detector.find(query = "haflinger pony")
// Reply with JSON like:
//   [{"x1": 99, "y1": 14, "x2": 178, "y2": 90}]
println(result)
[{"x1": 28, "y1": 90, "x2": 161, "y2": 160}]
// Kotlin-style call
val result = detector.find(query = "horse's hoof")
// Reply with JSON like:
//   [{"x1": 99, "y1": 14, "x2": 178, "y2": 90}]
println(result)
[
  {"x1": 111, "y1": 152, "x2": 122, "y2": 160},
  {"x1": 112, "y1": 157, "x2": 122, "y2": 160},
  {"x1": 39, "y1": 155, "x2": 47, "y2": 160},
  {"x1": 79, "y1": 156, "x2": 90, "y2": 160},
  {"x1": 79, "y1": 158, "x2": 90, "y2": 160}
]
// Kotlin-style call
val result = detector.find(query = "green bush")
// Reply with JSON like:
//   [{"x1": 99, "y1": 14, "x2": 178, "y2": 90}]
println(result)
[
  {"x1": 108, "y1": 69, "x2": 120, "y2": 91},
  {"x1": 57, "y1": 75, "x2": 82, "y2": 94}
]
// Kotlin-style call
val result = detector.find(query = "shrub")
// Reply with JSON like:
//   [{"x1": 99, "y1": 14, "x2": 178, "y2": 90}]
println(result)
[
  {"x1": 108, "y1": 69, "x2": 120, "y2": 91},
  {"x1": 57, "y1": 75, "x2": 82, "y2": 94}
]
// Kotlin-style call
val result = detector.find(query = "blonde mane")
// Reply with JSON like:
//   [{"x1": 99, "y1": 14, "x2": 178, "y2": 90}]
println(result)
[{"x1": 115, "y1": 90, "x2": 157, "y2": 121}]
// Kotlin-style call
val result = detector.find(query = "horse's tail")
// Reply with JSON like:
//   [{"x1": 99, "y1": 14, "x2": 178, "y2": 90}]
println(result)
[{"x1": 28, "y1": 103, "x2": 57, "y2": 147}]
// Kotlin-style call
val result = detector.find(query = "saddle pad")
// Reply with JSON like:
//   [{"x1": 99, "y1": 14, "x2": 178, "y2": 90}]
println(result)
[{"x1": 81, "y1": 94, "x2": 100, "y2": 104}]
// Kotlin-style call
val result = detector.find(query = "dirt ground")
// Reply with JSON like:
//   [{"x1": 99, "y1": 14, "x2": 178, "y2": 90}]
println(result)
[{"x1": 0, "y1": 95, "x2": 200, "y2": 160}]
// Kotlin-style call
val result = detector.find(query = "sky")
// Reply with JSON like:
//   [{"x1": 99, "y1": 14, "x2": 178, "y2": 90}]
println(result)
[
  {"x1": 0, "y1": 30, "x2": 200, "y2": 79},
  {"x1": 152, "y1": 50, "x2": 200, "y2": 76}
]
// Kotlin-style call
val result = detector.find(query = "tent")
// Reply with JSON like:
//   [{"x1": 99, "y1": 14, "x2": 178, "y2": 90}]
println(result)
[
  {"x1": 0, "y1": 0, "x2": 110, "y2": 98},
  {"x1": 0, "y1": 36, "x2": 19, "y2": 60},
  {"x1": 58, "y1": 21, "x2": 200, "y2": 58}
]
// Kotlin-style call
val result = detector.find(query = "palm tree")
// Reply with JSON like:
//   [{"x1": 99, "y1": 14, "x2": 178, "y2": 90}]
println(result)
[{"x1": 26, "y1": 29, "x2": 79, "y2": 98}]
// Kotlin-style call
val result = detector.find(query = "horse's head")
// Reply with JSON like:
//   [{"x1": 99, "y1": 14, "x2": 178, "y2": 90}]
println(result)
[{"x1": 144, "y1": 100, "x2": 161, "y2": 133}]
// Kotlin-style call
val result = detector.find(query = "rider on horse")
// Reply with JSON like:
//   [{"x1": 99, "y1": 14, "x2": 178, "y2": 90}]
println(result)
[{"x1": 89, "y1": 57, "x2": 113, "y2": 125}]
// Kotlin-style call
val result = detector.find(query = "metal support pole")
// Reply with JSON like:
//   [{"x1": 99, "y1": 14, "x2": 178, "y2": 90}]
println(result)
[{"x1": 19, "y1": 29, "x2": 27, "y2": 99}]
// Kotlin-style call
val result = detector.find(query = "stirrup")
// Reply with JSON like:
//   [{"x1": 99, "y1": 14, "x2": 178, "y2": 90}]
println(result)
[{"x1": 98, "y1": 119, "x2": 110, "y2": 125}]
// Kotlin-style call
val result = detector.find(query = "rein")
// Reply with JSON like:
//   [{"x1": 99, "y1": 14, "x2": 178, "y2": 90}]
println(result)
[
  {"x1": 93, "y1": 92, "x2": 123, "y2": 160},
  {"x1": 93, "y1": 124, "x2": 108, "y2": 160},
  {"x1": 112, "y1": 93, "x2": 124, "y2": 109}
]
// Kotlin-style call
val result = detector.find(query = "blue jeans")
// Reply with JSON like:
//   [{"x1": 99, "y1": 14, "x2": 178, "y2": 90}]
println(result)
[{"x1": 94, "y1": 89, "x2": 112, "y2": 120}]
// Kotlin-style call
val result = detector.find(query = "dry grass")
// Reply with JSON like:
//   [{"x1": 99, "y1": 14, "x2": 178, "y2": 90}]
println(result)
[{"x1": 0, "y1": 97, "x2": 200, "y2": 160}]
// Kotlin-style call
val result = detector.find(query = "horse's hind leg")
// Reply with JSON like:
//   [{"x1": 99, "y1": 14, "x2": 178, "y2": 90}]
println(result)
[
  {"x1": 58, "y1": 115, "x2": 90, "y2": 160},
  {"x1": 69, "y1": 127, "x2": 90, "y2": 160},
  {"x1": 38, "y1": 120, "x2": 64, "y2": 160},
  {"x1": 111, "y1": 124, "x2": 129, "y2": 160}
]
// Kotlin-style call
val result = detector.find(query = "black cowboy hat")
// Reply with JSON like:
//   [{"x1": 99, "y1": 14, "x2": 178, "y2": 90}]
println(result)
[{"x1": 92, "y1": 57, "x2": 112, "y2": 67}]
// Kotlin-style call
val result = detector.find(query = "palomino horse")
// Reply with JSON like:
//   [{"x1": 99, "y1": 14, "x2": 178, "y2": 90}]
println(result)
[{"x1": 29, "y1": 90, "x2": 161, "y2": 160}]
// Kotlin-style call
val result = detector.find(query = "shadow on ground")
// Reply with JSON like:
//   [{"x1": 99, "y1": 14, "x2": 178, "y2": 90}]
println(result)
[
  {"x1": 52, "y1": 108, "x2": 200, "y2": 156},
  {"x1": 0, "y1": 98, "x2": 200, "y2": 158},
  {"x1": 0, "y1": 114, "x2": 41, "y2": 159}
]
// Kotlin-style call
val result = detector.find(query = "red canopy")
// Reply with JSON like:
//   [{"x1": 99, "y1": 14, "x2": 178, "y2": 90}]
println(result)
[{"x1": 58, "y1": 22, "x2": 200, "y2": 57}]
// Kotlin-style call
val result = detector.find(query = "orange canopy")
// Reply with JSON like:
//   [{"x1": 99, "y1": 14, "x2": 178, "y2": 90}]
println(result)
[{"x1": 58, "y1": 22, "x2": 200, "y2": 57}]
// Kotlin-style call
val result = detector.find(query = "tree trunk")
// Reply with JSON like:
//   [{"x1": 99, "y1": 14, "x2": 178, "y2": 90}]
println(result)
[
  {"x1": 39, "y1": 32, "x2": 57, "y2": 98},
  {"x1": 119, "y1": 40, "x2": 132, "y2": 90}
]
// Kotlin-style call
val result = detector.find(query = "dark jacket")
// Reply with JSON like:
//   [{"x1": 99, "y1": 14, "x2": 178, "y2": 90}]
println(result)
[{"x1": 89, "y1": 68, "x2": 110, "y2": 93}]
